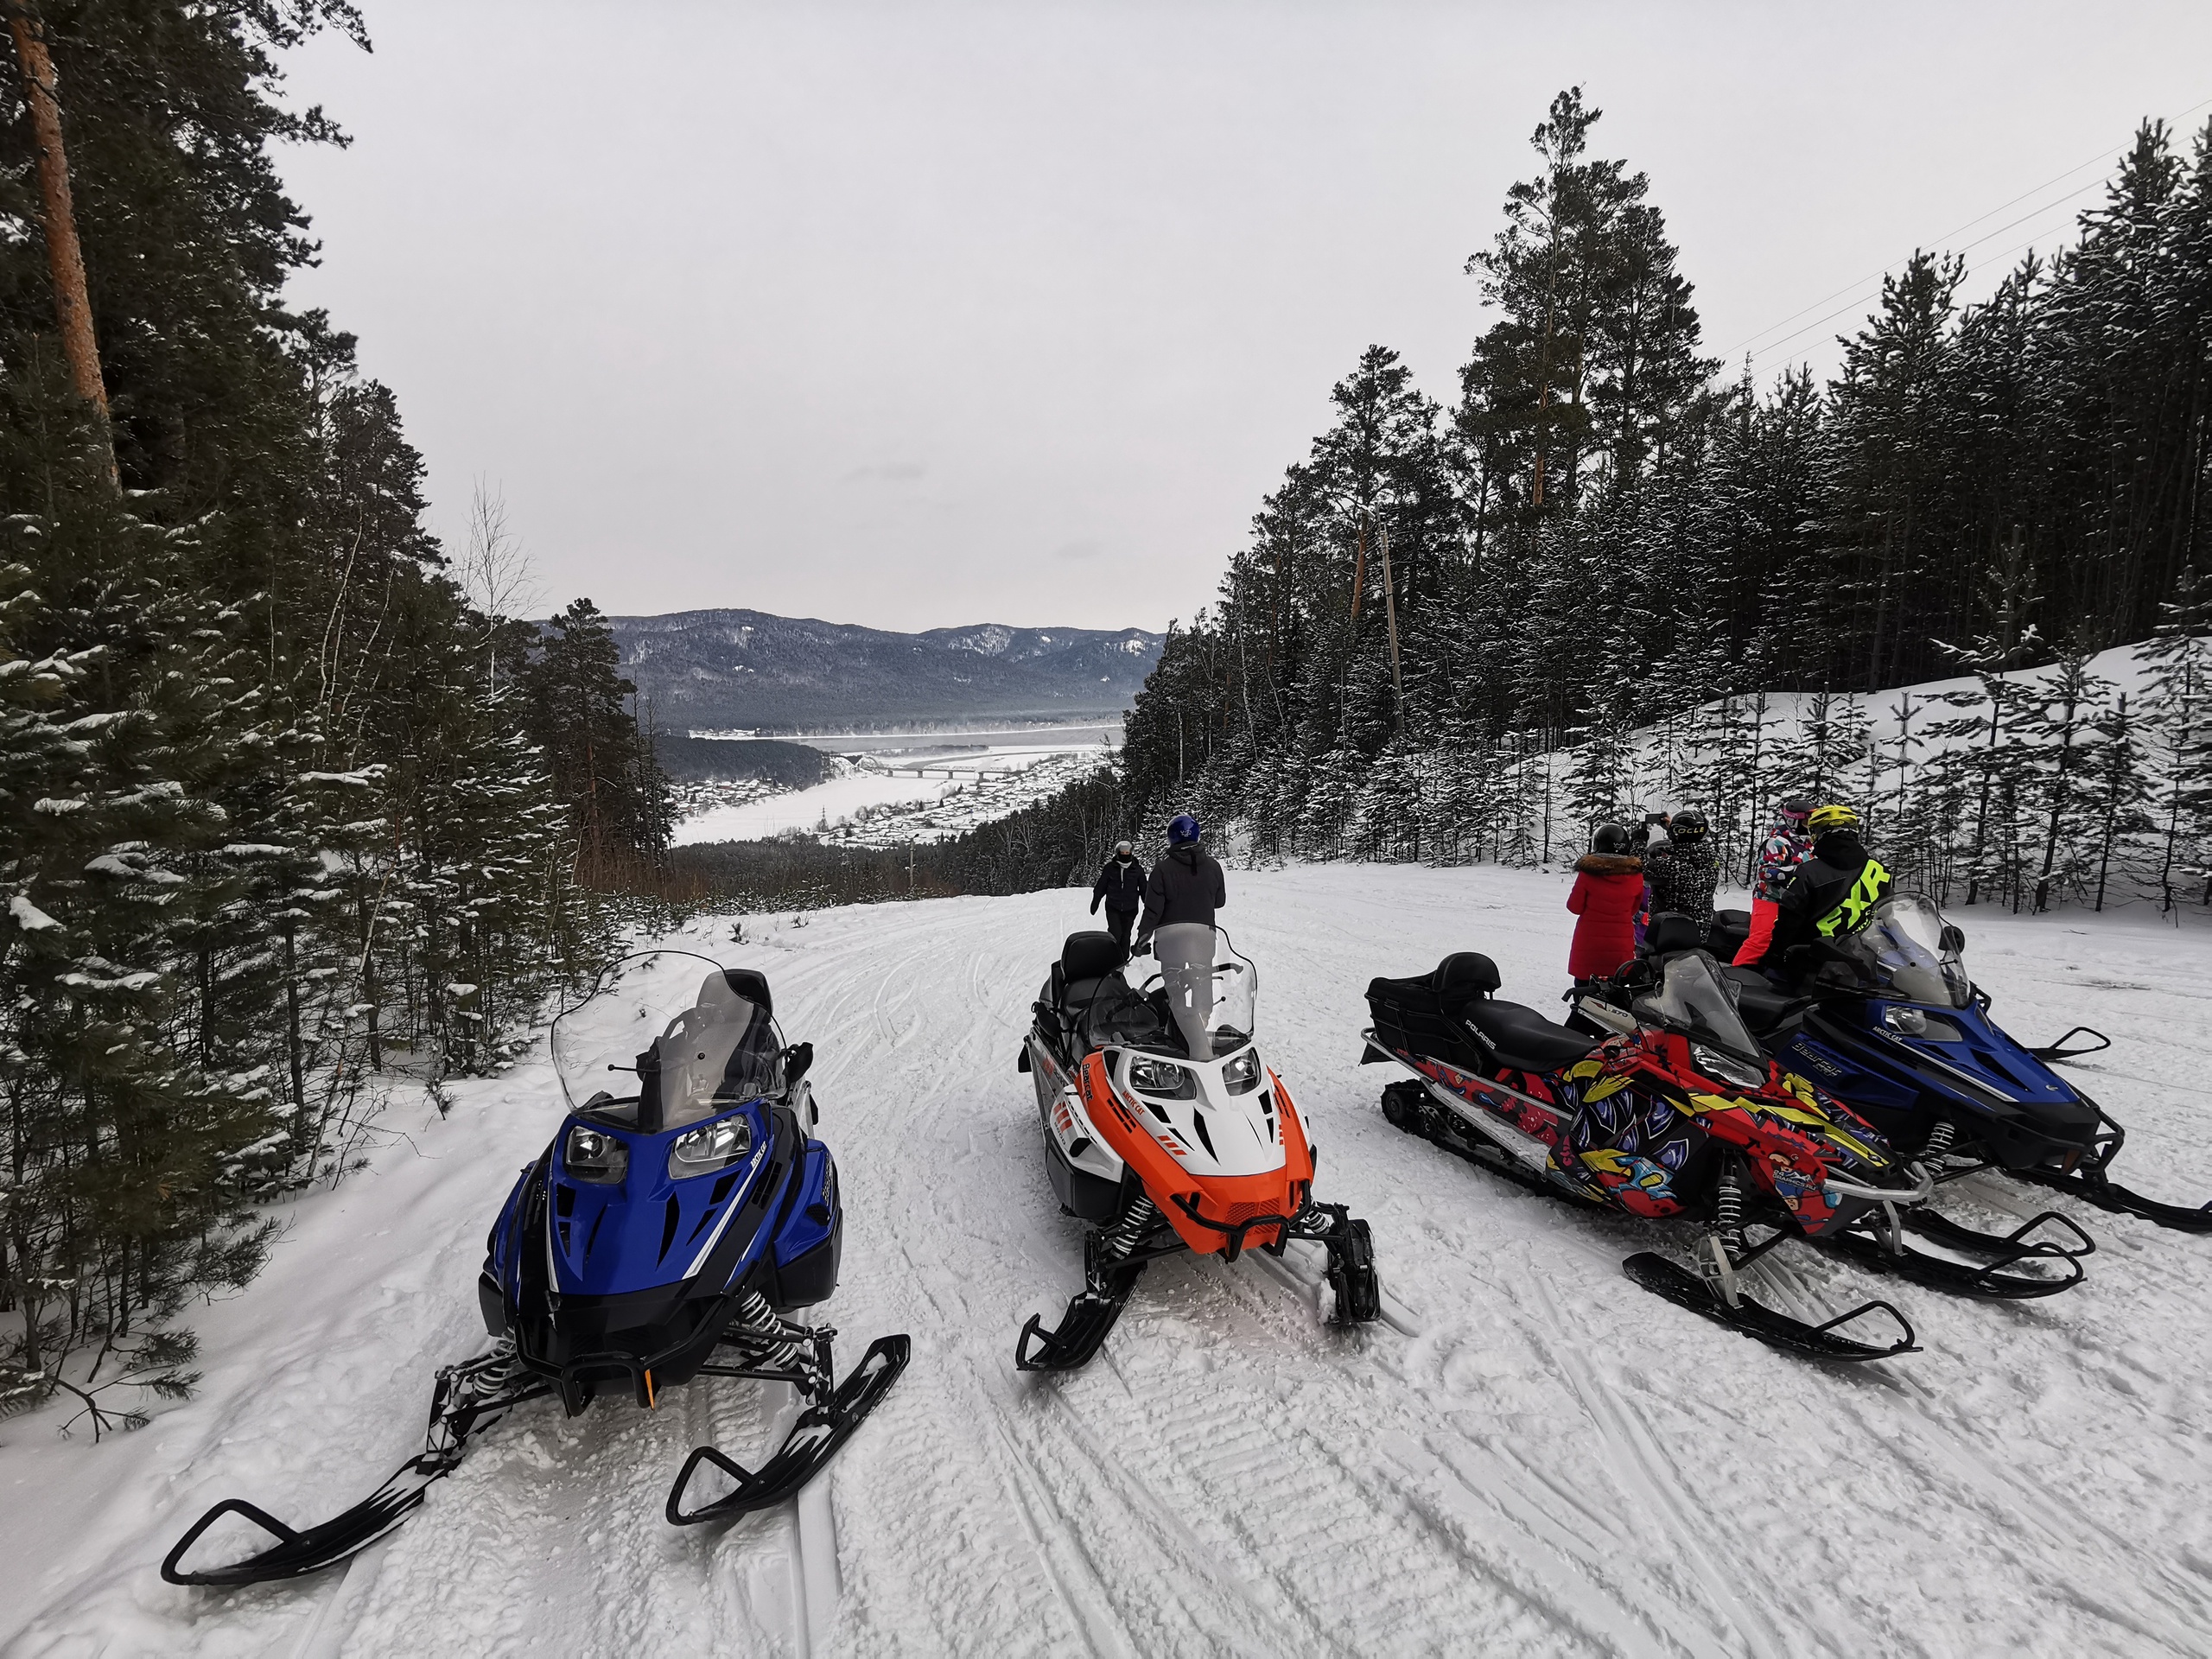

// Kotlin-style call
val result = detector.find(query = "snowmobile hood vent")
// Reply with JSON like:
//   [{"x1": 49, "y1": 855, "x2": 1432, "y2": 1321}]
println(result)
[{"x1": 543, "y1": 1102, "x2": 778, "y2": 1299}]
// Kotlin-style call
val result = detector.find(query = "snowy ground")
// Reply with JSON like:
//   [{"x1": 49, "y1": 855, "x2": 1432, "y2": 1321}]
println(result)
[
  {"x1": 4, "y1": 866, "x2": 2211, "y2": 1657},
  {"x1": 673, "y1": 741, "x2": 1108, "y2": 846}
]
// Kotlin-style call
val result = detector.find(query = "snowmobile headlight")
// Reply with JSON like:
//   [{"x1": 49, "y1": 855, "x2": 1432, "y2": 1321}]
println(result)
[
  {"x1": 668, "y1": 1116, "x2": 753, "y2": 1179},
  {"x1": 1128, "y1": 1055, "x2": 1195, "y2": 1098},
  {"x1": 564, "y1": 1124, "x2": 628, "y2": 1185},
  {"x1": 1220, "y1": 1049, "x2": 1262, "y2": 1095},
  {"x1": 1883, "y1": 1005, "x2": 1929, "y2": 1036},
  {"x1": 1691, "y1": 1043, "x2": 1765, "y2": 1090}
]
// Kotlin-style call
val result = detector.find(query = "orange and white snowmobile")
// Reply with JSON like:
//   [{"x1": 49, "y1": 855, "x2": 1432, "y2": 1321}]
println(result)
[{"x1": 1014, "y1": 925, "x2": 1380, "y2": 1371}]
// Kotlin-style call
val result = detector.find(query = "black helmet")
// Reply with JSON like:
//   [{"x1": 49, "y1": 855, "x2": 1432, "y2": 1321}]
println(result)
[
  {"x1": 1591, "y1": 823, "x2": 1631, "y2": 855},
  {"x1": 1669, "y1": 808, "x2": 1710, "y2": 841}
]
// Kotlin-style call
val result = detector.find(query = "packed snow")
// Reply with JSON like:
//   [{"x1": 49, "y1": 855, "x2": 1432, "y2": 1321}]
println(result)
[{"x1": 4, "y1": 866, "x2": 2210, "y2": 1656}]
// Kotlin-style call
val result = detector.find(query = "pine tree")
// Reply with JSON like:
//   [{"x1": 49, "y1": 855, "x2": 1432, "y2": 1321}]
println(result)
[{"x1": 2141, "y1": 563, "x2": 2212, "y2": 909}]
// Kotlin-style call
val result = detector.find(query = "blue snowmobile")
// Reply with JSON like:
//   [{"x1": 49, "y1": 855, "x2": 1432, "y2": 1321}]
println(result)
[
  {"x1": 162, "y1": 952, "x2": 910, "y2": 1587},
  {"x1": 1703, "y1": 897, "x2": 2209, "y2": 1235}
]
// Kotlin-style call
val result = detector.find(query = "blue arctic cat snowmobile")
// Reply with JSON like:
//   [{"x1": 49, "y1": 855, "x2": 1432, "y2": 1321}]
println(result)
[
  {"x1": 1704, "y1": 897, "x2": 2210, "y2": 1234},
  {"x1": 162, "y1": 952, "x2": 910, "y2": 1588}
]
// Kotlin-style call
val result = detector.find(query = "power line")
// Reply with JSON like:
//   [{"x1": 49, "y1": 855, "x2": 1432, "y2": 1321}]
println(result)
[
  {"x1": 1738, "y1": 186, "x2": 2101, "y2": 366},
  {"x1": 1716, "y1": 92, "x2": 2212, "y2": 369}
]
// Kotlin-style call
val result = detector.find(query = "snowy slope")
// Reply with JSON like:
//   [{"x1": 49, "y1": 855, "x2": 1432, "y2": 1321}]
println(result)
[{"x1": 4, "y1": 868, "x2": 2211, "y2": 1656}]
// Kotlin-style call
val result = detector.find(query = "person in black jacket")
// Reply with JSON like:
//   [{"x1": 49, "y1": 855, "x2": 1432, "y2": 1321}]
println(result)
[
  {"x1": 1758, "y1": 804, "x2": 1892, "y2": 978},
  {"x1": 1133, "y1": 814, "x2": 1225, "y2": 954},
  {"x1": 1136, "y1": 814, "x2": 1228, "y2": 1058},
  {"x1": 1089, "y1": 840, "x2": 1146, "y2": 948},
  {"x1": 1646, "y1": 807, "x2": 1718, "y2": 938}
]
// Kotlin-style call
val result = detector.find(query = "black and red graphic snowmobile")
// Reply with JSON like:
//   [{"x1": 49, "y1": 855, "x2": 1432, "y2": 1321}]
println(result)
[
  {"x1": 1015, "y1": 925, "x2": 1381, "y2": 1372},
  {"x1": 1364, "y1": 936, "x2": 2076, "y2": 1363}
]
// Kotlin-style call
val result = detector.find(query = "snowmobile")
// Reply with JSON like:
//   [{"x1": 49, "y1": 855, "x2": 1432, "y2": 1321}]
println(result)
[
  {"x1": 1014, "y1": 925, "x2": 1381, "y2": 1372},
  {"x1": 1366, "y1": 938, "x2": 1983, "y2": 1362},
  {"x1": 162, "y1": 952, "x2": 910, "y2": 1587},
  {"x1": 1704, "y1": 897, "x2": 2209, "y2": 1233}
]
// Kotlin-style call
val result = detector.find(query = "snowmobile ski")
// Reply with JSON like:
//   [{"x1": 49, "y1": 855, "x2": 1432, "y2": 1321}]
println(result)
[
  {"x1": 1623, "y1": 1251, "x2": 1920, "y2": 1363},
  {"x1": 666, "y1": 1333, "x2": 911, "y2": 1524},
  {"x1": 2018, "y1": 1167, "x2": 2212, "y2": 1233},
  {"x1": 1820, "y1": 1208, "x2": 2087, "y2": 1300},
  {"x1": 162, "y1": 1346, "x2": 544, "y2": 1587},
  {"x1": 1015, "y1": 1255, "x2": 1151, "y2": 1374}
]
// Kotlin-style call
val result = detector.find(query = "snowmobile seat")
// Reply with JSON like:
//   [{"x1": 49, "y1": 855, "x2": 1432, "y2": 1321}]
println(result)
[
  {"x1": 1645, "y1": 913, "x2": 1705, "y2": 956},
  {"x1": 1050, "y1": 931, "x2": 1129, "y2": 1048},
  {"x1": 1432, "y1": 951, "x2": 1502, "y2": 1002},
  {"x1": 1462, "y1": 999, "x2": 1604, "y2": 1072},
  {"x1": 1707, "y1": 909, "x2": 1751, "y2": 960},
  {"x1": 1719, "y1": 964, "x2": 1796, "y2": 1033}
]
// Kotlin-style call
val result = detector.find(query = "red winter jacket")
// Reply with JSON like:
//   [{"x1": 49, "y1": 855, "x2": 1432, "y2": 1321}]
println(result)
[{"x1": 1566, "y1": 853, "x2": 1644, "y2": 981}]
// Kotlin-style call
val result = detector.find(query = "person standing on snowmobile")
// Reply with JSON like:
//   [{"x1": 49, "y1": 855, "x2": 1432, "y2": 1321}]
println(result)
[
  {"x1": 1090, "y1": 839, "x2": 1146, "y2": 950},
  {"x1": 1757, "y1": 803, "x2": 1892, "y2": 978},
  {"x1": 1646, "y1": 807, "x2": 1719, "y2": 939},
  {"x1": 1567, "y1": 823, "x2": 1643, "y2": 985},
  {"x1": 1733, "y1": 798, "x2": 1813, "y2": 966},
  {"x1": 1135, "y1": 814, "x2": 1229, "y2": 1060}
]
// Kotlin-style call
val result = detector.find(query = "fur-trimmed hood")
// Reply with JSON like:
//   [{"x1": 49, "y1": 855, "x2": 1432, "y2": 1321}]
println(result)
[{"x1": 1576, "y1": 853, "x2": 1643, "y2": 876}]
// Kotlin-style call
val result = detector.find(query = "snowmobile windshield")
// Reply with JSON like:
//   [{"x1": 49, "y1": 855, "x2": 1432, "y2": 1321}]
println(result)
[
  {"x1": 1086, "y1": 928, "x2": 1258, "y2": 1061},
  {"x1": 551, "y1": 954, "x2": 785, "y2": 1133},
  {"x1": 1649, "y1": 950, "x2": 1761, "y2": 1061},
  {"x1": 1839, "y1": 895, "x2": 1973, "y2": 1009}
]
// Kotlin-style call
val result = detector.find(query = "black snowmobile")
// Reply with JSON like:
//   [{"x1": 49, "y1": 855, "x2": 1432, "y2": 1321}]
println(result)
[
  {"x1": 162, "y1": 952, "x2": 910, "y2": 1587},
  {"x1": 1702, "y1": 898, "x2": 2209, "y2": 1233}
]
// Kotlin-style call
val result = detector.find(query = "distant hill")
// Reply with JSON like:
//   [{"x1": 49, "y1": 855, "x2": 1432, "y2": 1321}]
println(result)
[
  {"x1": 652, "y1": 734, "x2": 829, "y2": 787},
  {"x1": 607, "y1": 609, "x2": 1163, "y2": 733}
]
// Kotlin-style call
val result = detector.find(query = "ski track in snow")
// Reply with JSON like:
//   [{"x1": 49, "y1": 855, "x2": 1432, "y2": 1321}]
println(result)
[{"x1": 3, "y1": 866, "x2": 2211, "y2": 1656}]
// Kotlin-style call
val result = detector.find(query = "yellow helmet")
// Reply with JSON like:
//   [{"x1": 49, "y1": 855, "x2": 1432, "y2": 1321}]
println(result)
[{"x1": 1807, "y1": 803, "x2": 1860, "y2": 833}]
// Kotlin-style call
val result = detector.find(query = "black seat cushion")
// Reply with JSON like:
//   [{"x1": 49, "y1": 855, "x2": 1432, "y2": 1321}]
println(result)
[
  {"x1": 1646, "y1": 912, "x2": 1705, "y2": 956},
  {"x1": 1464, "y1": 1000, "x2": 1602, "y2": 1071},
  {"x1": 1719, "y1": 964, "x2": 1795, "y2": 1033},
  {"x1": 1061, "y1": 931, "x2": 1128, "y2": 982},
  {"x1": 1432, "y1": 952, "x2": 1502, "y2": 1001}
]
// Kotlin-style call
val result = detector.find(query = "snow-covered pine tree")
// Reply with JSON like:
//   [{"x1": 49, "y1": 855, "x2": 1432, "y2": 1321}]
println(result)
[
  {"x1": 2014, "y1": 653, "x2": 2110, "y2": 912},
  {"x1": 2086, "y1": 690, "x2": 2154, "y2": 911},
  {"x1": 2140, "y1": 563, "x2": 2212, "y2": 910}
]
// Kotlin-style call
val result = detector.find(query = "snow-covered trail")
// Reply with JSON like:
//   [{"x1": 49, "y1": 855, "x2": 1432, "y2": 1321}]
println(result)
[{"x1": 5, "y1": 867, "x2": 2211, "y2": 1656}]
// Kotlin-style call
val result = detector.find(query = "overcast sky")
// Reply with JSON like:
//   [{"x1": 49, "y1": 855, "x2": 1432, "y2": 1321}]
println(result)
[{"x1": 277, "y1": 2, "x2": 2212, "y2": 633}]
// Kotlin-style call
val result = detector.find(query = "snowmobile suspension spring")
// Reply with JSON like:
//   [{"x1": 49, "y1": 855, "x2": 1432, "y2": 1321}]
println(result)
[
  {"x1": 1715, "y1": 1166, "x2": 1744, "y2": 1234},
  {"x1": 1923, "y1": 1121, "x2": 1958, "y2": 1161},
  {"x1": 1103, "y1": 1196, "x2": 1160, "y2": 1262},
  {"x1": 730, "y1": 1290, "x2": 810, "y2": 1372}
]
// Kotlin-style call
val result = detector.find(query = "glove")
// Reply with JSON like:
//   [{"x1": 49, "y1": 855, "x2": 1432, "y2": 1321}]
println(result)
[{"x1": 1132, "y1": 935, "x2": 1153, "y2": 957}]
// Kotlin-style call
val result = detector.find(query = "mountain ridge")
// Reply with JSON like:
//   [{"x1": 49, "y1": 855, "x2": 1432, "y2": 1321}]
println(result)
[{"x1": 606, "y1": 607, "x2": 1163, "y2": 733}]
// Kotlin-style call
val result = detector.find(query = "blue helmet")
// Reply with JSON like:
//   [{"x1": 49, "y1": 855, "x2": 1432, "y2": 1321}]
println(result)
[{"x1": 1167, "y1": 813, "x2": 1201, "y2": 845}]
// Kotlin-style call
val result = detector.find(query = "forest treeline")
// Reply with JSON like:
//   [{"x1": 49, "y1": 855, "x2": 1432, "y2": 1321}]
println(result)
[
  {"x1": 1109, "y1": 90, "x2": 2212, "y2": 916},
  {"x1": 0, "y1": 6, "x2": 670, "y2": 1410}
]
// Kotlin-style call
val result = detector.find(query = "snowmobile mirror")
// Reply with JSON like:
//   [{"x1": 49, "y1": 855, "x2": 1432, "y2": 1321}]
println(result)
[
  {"x1": 783, "y1": 1041, "x2": 814, "y2": 1086},
  {"x1": 1938, "y1": 923, "x2": 1966, "y2": 955}
]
